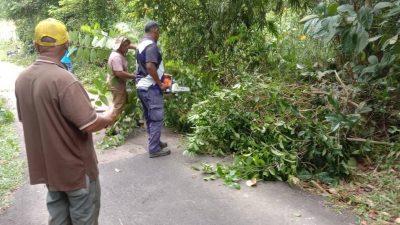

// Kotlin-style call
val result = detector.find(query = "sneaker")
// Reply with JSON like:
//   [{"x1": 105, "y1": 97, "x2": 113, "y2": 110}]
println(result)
[
  {"x1": 160, "y1": 141, "x2": 168, "y2": 149},
  {"x1": 149, "y1": 148, "x2": 171, "y2": 158}
]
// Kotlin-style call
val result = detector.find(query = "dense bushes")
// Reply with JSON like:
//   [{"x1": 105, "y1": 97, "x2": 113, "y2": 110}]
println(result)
[{"x1": 185, "y1": 77, "x2": 368, "y2": 184}]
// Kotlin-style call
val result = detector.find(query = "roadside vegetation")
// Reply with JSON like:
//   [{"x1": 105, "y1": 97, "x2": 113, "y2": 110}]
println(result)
[
  {"x1": 0, "y1": 98, "x2": 23, "y2": 209},
  {"x1": 0, "y1": 41, "x2": 34, "y2": 66},
  {"x1": 0, "y1": 0, "x2": 399, "y2": 224}
]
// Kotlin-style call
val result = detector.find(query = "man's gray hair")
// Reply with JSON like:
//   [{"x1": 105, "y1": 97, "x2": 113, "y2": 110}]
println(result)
[{"x1": 144, "y1": 21, "x2": 159, "y2": 33}]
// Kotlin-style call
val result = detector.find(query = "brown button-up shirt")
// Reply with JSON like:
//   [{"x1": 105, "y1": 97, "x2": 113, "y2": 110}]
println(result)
[{"x1": 15, "y1": 55, "x2": 99, "y2": 191}]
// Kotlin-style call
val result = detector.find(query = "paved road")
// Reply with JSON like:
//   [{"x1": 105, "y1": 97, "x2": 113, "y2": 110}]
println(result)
[{"x1": 0, "y1": 61, "x2": 356, "y2": 225}]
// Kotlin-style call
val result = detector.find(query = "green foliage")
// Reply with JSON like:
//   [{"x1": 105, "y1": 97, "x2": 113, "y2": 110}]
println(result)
[
  {"x1": 185, "y1": 78, "x2": 365, "y2": 184},
  {"x1": 0, "y1": 99, "x2": 24, "y2": 208},
  {"x1": 49, "y1": 0, "x2": 122, "y2": 30},
  {"x1": 163, "y1": 60, "x2": 219, "y2": 131},
  {"x1": 0, "y1": 0, "x2": 58, "y2": 48},
  {"x1": 201, "y1": 163, "x2": 241, "y2": 190},
  {"x1": 131, "y1": 0, "x2": 314, "y2": 81},
  {"x1": 301, "y1": 1, "x2": 400, "y2": 170},
  {"x1": 0, "y1": 99, "x2": 13, "y2": 124}
]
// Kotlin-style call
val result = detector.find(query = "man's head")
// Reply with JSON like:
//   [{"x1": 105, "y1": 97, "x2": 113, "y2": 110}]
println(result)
[
  {"x1": 34, "y1": 18, "x2": 69, "y2": 59},
  {"x1": 144, "y1": 21, "x2": 160, "y2": 42},
  {"x1": 113, "y1": 37, "x2": 131, "y2": 55}
]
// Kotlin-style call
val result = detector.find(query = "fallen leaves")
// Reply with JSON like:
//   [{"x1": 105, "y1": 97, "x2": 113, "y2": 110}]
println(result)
[{"x1": 246, "y1": 178, "x2": 257, "y2": 187}]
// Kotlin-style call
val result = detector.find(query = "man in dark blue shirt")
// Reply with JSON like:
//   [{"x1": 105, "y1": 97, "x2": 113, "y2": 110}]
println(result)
[{"x1": 136, "y1": 21, "x2": 171, "y2": 158}]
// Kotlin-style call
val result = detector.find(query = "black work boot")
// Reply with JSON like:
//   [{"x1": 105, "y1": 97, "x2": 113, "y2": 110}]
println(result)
[
  {"x1": 160, "y1": 141, "x2": 168, "y2": 149},
  {"x1": 149, "y1": 148, "x2": 171, "y2": 158}
]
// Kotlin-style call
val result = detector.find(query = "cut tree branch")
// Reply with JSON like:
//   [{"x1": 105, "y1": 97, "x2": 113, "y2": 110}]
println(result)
[{"x1": 347, "y1": 137, "x2": 394, "y2": 146}]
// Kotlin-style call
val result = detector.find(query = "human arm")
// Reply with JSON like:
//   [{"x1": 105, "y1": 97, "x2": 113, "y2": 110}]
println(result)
[
  {"x1": 110, "y1": 54, "x2": 135, "y2": 80},
  {"x1": 129, "y1": 43, "x2": 137, "y2": 50},
  {"x1": 146, "y1": 62, "x2": 168, "y2": 91},
  {"x1": 113, "y1": 70, "x2": 135, "y2": 80},
  {"x1": 144, "y1": 44, "x2": 170, "y2": 90},
  {"x1": 83, "y1": 111, "x2": 114, "y2": 133},
  {"x1": 60, "y1": 81, "x2": 114, "y2": 133}
]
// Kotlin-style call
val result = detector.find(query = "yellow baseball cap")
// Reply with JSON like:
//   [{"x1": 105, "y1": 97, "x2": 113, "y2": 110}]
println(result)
[{"x1": 34, "y1": 18, "x2": 69, "y2": 46}]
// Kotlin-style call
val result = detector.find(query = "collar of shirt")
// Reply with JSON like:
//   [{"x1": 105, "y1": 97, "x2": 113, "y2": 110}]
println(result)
[{"x1": 36, "y1": 55, "x2": 65, "y2": 69}]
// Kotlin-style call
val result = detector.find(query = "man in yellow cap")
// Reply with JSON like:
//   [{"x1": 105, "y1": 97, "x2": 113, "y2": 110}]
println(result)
[{"x1": 15, "y1": 18, "x2": 113, "y2": 225}]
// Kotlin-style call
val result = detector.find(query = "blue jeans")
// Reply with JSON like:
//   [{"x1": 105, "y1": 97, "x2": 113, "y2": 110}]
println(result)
[{"x1": 137, "y1": 87, "x2": 164, "y2": 153}]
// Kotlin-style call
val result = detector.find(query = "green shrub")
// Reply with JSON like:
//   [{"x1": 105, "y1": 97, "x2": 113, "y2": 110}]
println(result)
[{"x1": 186, "y1": 78, "x2": 363, "y2": 184}]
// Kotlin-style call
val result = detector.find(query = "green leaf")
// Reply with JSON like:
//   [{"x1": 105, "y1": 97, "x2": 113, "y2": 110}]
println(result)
[
  {"x1": 382, "y1": 35, "x2": 398, "y2": 50},
  {"x1": 357, "y1": 6, "x2": 374, "y2": 29},
  {"x1": 326, "y1": 3, "x2": 339, "y2": 16},
  {"x1": 389, "y1": 35, "x2": 398, "y2": 44},
  {"x1": 83, "y1": 35, "x2": 92, "y2": 47},
  {"x1": 80, "y1": 25, "x2": 91, "y2": 33},
  {"x1": 368, "y1": 35, "x2": 382, "y2": 42},
  {"x1": 88, "y1": 88, "x2": 98, "y2": 95},
  {"x1": 355, "y1": 27, "x2": 369, "y2": 53},
  {"x1": 361, "y1": 65, "x2": 377, "y2": 76},
  {"x1": 337, "y1": 4, "x2": 356, "y2": 17},
  {"x1": 368, "y1": 55, "x2": 379, "y2": 65},
  {"x1": 299, "y1": 14, "x2": 319, "y2": 23},
  {"x1": 268, "y1": 168, "x2": 276, "y2": 176},
  {"x1": 303, "y1": 18, "x2": 320, "y2": 35},
  {"x1": 228, "y1": 182, "x2": 240, "y2": 190},
  {"x1": 384, "y1": 5, "x2": 400, "y2": 17},
  {"x1": 373, "y1": 2, "x2": 394, "y2": 12},
  {"x1": 216, "y1": 164, "x2": 225, "y2": 177},
  {"x1": 99, "y1": 95, "x2": 109, "y2": 105},
  {"x1": 271, "y1": 148, "x2": 284, "y2": 157},
  {"x1": 347, "y1": 157, "x2": 357, "y2": 168},
  {"x1": 321, "y1": 15, "x2": 341, "y2": 43},
  {"x1": 327, "y1": 95, "x2": 340, "y2": 111},
  {"x1": 93, "y1": 79, "x2": 103, "y2": 90},
  {"x1": 90, "y1": 49, "x2": 97, "y2": 62},
  {"x1": 342, "y1": 24, "x2": 369, "y2": 53}
]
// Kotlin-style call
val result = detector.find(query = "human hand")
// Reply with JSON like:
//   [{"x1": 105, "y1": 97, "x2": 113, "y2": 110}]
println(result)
[
  {"x1": 103, "y1": 110, "x2": 116, "y2": 123},
  {"x1": 129, "y1": 43, "x2": 137, "y2": 50},
  {"x1": 159, "y1": 83, "x2": 170, "y2": 91}
]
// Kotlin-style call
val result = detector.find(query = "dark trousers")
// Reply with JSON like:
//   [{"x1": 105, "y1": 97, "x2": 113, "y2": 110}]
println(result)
[
  {"x1": 47, "y1": 176, "x2": 100, "y2": 225},
  {"x1": 137, "y1": 87, "x2": 164, "y2": 153}
]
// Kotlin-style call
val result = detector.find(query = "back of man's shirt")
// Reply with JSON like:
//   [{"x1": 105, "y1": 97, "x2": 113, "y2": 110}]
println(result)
[{"x1": 15, "y1": 56, "x2": 99, "y2": 191}]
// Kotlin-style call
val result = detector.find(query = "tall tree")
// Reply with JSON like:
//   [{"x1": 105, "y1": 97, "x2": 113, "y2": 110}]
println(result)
[{"x1": 131, "y1": 0, "x2": 313, "y2": 64}]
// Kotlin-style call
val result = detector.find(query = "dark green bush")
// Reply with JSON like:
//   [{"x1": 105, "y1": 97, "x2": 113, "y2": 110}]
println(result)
[{"x1": 186, "y1": 78, "x2": 364, "y2": 184}]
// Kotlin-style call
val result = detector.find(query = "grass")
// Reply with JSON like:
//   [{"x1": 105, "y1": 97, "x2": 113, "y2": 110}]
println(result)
[
  {"x1": 0, "y1": 98, "x2": 24, "y2": 209},
  {"x1": 299, "y1": 165, "x2": 400, "y2": 225},
  {"x1": 0, "y1": 41, "x2": 35, "y2": 66},
  {"x1": 332, "y1": 168, "x2": 400, "y2": 225}
]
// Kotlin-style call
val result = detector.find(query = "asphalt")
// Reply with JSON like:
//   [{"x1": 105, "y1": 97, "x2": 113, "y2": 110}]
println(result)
[{"x1": 0, "y1": 61, "x2": 356, "y2": 225}]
